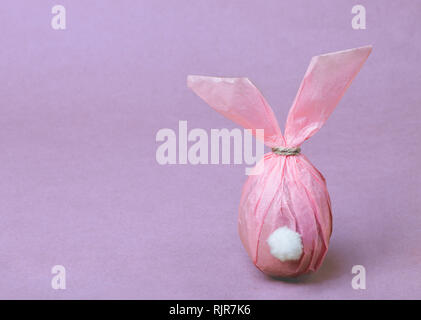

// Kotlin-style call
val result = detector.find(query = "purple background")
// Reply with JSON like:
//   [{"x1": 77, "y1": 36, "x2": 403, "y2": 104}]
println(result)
[{"x1": 0, "y1": 0, "x2": 420, "y2": 299}]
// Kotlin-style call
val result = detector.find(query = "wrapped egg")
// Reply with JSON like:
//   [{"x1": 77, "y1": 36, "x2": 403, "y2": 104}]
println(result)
[{"x1": 187, "y1": 45, "x2": 372, "y2": 277}]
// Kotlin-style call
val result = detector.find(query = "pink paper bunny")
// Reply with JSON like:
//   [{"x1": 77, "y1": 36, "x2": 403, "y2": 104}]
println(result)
[{"x1": 187, "y1": 46, "x2": 372, "y2": 277}]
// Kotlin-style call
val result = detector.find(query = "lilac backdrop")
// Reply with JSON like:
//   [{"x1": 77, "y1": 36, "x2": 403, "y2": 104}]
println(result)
[{"x1": 0, "y1": 0, "x2": 420, "y2": 299}]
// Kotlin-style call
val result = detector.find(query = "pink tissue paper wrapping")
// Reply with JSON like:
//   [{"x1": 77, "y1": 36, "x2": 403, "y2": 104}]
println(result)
[{"x1": 187, "y1": 46, "x2": 372, "y2": 277}]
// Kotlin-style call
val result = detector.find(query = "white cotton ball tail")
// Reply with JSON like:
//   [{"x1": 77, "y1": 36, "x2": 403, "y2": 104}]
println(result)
[{"x1": 267, "y1": 227, "x2": 303, "y2": 262}]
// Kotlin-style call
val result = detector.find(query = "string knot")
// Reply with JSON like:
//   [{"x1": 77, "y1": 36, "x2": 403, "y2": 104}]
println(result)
[{"x1": 272, "y1": 146, "x2": 301, "y2": 156}]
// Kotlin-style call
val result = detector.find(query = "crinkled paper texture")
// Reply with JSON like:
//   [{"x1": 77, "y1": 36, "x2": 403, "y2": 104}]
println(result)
[{"x1": 188, "y1": 46, "x2": 372, "y2": 277}]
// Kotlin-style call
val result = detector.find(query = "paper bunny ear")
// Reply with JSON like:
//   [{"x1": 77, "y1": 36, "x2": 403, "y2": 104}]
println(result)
[
  {"x1": 187, "y1": 75, "x2": 284, "y2": 148},
  {"x1": 284, "y1": 45, "x2": 372, "y2": 147}
]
